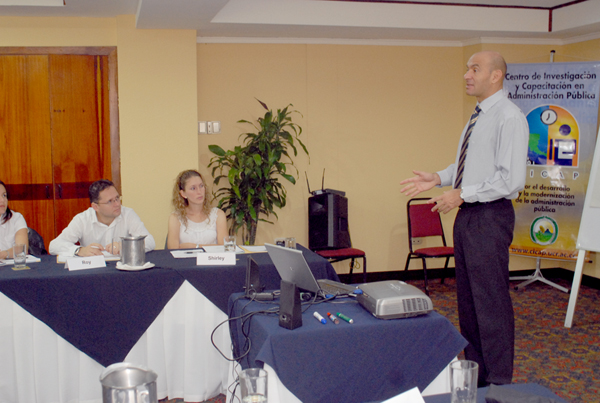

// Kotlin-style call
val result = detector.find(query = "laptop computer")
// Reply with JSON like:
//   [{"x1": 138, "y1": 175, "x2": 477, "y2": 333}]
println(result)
[{"x1": 265, "y1": 243, "x2": 357, "y2": 296}]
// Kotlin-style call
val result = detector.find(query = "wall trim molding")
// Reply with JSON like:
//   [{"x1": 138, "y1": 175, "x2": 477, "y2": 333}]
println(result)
[{"x1": 197, "y1": 32, "x2": 600, "y2": 47}]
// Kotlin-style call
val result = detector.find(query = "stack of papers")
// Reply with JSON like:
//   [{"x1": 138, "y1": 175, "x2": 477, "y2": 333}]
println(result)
[
  {"x1": 204, "y1": 245, "x2": 245, "y2": 254},
  {"x1": 0, "y1": 255, "x2": 42, "y2": 266},
  {"x1": 170, "y1": 249, "x2": 204, "y2": 258},
  {"x1": 238, "y1": 245, "x2": 267, "y2": 253},
  {"x1": 57, "y1": 251, "x2": 120, "y2": 264},
  {"x1": 169, "y1": 245, "x2": 266, "y2": 258}
]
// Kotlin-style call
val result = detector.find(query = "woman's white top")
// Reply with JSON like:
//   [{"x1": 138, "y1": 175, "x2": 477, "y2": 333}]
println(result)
[
  {"x1": 178, "y1": 207, "x2": 219, "y2": 246},
  {"x1": 0, "y1": 211, "x2": 27, "y2": 251}
]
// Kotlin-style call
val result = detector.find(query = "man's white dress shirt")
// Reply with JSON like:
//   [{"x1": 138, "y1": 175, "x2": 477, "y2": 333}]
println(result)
[{"x1": 49, "y1": 207, "x2": 156, "y2": 256}]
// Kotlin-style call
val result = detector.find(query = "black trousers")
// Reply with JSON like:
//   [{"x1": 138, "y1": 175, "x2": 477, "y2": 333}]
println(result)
[{"x1": 454, "y1": 199, "x2": 515, "y2": 386}]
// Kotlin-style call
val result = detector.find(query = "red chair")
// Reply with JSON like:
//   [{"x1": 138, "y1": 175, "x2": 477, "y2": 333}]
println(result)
[
  {"x1": 405, "y1": 198, "x2": 454, "y2": 295},
  {"x1": 315, "y1": 247, "x2": 367, "y2": 284}
]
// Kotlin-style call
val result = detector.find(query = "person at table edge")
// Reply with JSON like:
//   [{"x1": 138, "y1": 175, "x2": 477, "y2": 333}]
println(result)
[
  {"x1": 167, "y1": 169, "x2": 227, "y2": 249},
  {"x1": 400, "y1": 51, "x2": 528, "y2": 386},
  {"x1": 0, "y1": 180, "x2": 29, "y2": 259},
  {"x1": 49, "y1": 179, "x2": 156, "y2": 257}
]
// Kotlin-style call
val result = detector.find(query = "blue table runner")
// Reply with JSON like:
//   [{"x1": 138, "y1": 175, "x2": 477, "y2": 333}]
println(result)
[
  {"x1": 0, "y1": 255, "x2": 184, "y2": 367},
  {"x1": 0, "y1": 246, "x2": 338, "y2": 367},
  {"x1": 229, "y1": 292, "x2": 468, "y2": 403}
]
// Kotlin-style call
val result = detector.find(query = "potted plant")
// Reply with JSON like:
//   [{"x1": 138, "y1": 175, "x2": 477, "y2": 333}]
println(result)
[{"x1": 208, "y1": 99, "x2": 309, "y2": 245}]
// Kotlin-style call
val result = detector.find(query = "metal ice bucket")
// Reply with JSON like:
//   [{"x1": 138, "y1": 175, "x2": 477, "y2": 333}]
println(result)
[
  {"x1": 121, "y1": 235, "x2": 147, "y2": 266},
  {"x1": 100, "y1": 362, "x2": 158, "y2": 403}
]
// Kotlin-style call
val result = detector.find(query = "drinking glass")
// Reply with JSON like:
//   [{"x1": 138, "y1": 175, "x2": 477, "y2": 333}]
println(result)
[
  {"x1": 111, "y1": 238, "x2": 121, "y2": 257},
  {"x1": 13, "y1": 243, "x2": 27, "y2": 270},
  {"x1": 285, "y1": 237, "x2": 296, "y2": 249},
  {"x1": 239, "y1": 368, "x2": 267, "y2": 402},
  {"x1": 450, "y1": 360, "x2": 478, "y2": 403},
  {"x1": 224, "y1": 235, "x2": 236, "y2": 252}
]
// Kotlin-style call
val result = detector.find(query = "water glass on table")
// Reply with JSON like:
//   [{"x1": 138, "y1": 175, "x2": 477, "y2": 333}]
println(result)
[
  {"x1": 284, "y1": 237, "x2": 296, "y2": 249},
  {"x1": 275, "y1": 237, "x2": 296, "y2": 248},
  {"x1": 110, "y1": 238, "x2": 121, "y2": 257},
  {"x1": 239, "y1": 368, "x2": 267, "y2": 402},
  {"x1": 450, "y1": 360, "x2": 478, "y2": 403},
  {"x1": 12, "y1": 243, "x2": 28, "y2": 270},
  {"x1": 224, "y1": 235, "x2": 236, "y2": 252}
]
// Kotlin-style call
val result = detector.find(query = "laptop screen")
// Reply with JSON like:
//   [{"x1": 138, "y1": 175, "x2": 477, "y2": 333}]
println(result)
[{"x1": 265, "y1": 243, "x2": 321, "y2": 293}]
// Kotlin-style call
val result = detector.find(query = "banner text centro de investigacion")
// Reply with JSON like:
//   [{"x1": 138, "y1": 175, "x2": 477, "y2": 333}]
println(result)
[{"x1": 505, "y1": 61, "x2": 600, "y2": 260}]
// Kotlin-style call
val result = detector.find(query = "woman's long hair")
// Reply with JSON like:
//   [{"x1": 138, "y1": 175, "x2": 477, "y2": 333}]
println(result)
[
  {"x1": 0, "y1": 180, "x2": 13, "y2": 225},
  {"x1": 172, "y1": 170, "x2": 211, "y2": 228}
]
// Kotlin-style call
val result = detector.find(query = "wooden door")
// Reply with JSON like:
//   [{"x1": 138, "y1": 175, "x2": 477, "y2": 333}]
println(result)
[
  {"x1": 49, "y1": 54, "x2": 112, "y2": 234},
  {"x1": 0, "y1": 55, "x2": 55, "y2": 246},
  {"x1": 0, "y1": 51, "x2": 116, "y2": 250}
]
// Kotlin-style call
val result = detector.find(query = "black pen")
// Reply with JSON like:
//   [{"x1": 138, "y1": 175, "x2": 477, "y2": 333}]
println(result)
[{"x1": 184, "y1": 248, "x2": 205, "y2": 254}]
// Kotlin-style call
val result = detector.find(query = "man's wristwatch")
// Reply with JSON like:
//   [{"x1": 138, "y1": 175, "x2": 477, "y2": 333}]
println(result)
[{"x1": 74, "y1": 247, "x2": 81, "y2": 256}]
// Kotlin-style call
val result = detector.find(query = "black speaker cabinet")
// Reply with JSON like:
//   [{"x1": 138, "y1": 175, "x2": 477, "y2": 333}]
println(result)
[
  {"x1": 308, "y1": 193, "x2": 351, "y2": 250},
  {"x1": 244, "y1": 256, "x2": 263, "y2": 297},
  {"x1": 278, "y1": 280, "x2": 302, "y2": 330}
]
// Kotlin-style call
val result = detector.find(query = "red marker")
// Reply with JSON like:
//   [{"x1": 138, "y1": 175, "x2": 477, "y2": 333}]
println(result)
[{"x1": 327, "y1": 312, "x2": 340, "y2": 324}]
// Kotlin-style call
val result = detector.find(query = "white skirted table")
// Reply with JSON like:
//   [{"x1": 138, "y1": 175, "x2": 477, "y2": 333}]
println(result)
[{"x1": 0, "y1": 248, "x2": 458, "y2": 403}]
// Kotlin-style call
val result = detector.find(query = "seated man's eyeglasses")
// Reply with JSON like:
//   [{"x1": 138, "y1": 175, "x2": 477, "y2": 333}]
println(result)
[{"x1": 97, "y1": 195, "x2": 121, "y2": 206}]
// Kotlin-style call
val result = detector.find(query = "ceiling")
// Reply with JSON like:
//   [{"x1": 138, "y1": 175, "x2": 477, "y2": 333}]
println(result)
[{"x1": 2, "y1": 0, "x2": 600, "y2": 45}]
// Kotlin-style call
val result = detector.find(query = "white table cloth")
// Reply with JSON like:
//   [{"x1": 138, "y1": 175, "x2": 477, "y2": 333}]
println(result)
[
  {"x1": 1, "y1": 280, "x2": 453, "y2": 403},
  {"x1": 0, "y1": 281, "x2": 232, "y2": 403}
]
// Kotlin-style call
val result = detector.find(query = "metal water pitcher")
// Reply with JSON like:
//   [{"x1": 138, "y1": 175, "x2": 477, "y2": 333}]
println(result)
[
  {"x1": 121, "y1": 235, "x2": 147, "y2": 266},
  {"x1": 100, "y1": 362, "x2": 158, "y2": 403}
]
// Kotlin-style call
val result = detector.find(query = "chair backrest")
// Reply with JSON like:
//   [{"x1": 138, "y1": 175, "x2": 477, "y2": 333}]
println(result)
[
  {"x1": 406, "y1": 198, "x2": 447, "y2": 250},
  {"x1": 27, "y1": 227, "x2": 48, "y2": 255}
]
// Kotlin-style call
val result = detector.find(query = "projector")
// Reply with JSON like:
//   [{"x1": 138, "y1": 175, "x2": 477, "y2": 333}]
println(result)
[{"x1": 356, "y1": 280, "x2": 433, "y2": 319}]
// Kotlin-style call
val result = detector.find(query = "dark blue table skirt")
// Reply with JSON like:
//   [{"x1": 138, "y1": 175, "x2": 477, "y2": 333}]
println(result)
[
  {"x1": 423, "y1": 383, "x2": 568, "y2": 403},
  {"x1": 229, "y1": 292, "x2": 468, "y2": 403},
  {"x1": 0, "y1": 255, "x2": 184, "y2": 367},
  {"x1": 0, "y1": 246, "x2": 338, "y2": 367},
  {"x1": 153, "y1": 245, "x2": 339, "y2": 313}
]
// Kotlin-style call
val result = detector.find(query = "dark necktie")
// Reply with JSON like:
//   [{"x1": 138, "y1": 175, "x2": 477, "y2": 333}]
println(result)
[{"x1": 454, "y1": 105, "x2": 482, "y2": 189}]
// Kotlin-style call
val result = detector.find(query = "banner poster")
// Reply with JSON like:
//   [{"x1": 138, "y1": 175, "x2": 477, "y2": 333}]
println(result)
[{"x1": 504, "y1": 61, "x2": 600, "y2": 260}]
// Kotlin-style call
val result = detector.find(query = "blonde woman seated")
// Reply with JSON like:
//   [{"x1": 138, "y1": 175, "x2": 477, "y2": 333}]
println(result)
[
  {"x1": 0, "y1": 180, "x2": 29, "y2": 259},
  {"x1": 167, "y1": 169, "x2": 227, "y2": 249}
]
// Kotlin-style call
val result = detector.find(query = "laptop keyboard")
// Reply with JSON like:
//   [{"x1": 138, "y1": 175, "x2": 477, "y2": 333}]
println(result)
[{"x1": 318, "y1": 279, "x2": 358, "y2": 295}]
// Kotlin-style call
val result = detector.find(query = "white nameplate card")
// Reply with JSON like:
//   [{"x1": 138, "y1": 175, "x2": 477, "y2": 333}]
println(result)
[
  {"x1": 197, "y1": 253, "x2": 235, "y2": 266},
  {"x1": 65, "y1": 255, "x2": 107, "y2": 271}
]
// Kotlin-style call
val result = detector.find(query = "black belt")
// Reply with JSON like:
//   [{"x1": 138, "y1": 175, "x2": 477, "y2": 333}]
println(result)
[{"x1": 460, "y1": 198, "x2": 508, "y2": 209}]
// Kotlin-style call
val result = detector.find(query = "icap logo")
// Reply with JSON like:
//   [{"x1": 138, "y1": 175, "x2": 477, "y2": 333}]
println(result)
[{"x1": 530, "y1": 216, "x2": 559, "y2": 245}]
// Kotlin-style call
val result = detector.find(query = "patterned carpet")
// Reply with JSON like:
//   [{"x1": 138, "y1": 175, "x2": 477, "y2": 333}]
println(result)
[
  {"x1": 161, "y1": 274, "x2": 599, "y2": 403},
  {"x1": 423, "y1": 276, "x2": 599, "y2": 403}
]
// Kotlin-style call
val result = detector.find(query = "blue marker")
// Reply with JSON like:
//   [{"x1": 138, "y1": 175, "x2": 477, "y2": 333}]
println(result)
[{"x1": 313, "y1": 312, "x2": 327, "y2": 324}]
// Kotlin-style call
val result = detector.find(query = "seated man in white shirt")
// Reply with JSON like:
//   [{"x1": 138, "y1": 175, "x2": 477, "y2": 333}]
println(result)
[{"x1": 49, "y1": 179, "x2": 156, "y2": 257}]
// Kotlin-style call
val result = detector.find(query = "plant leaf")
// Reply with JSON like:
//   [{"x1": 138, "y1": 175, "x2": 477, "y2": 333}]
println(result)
[
  {"x1": 256, "y1": 98, "x2": 269, "y2": 110},
  {"x1": 208, "y1": 144, "x2": 226, "y2": 156}
]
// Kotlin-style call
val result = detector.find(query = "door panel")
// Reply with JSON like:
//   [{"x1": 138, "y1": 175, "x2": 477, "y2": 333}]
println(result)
[
  {"x1": 0, "y1": 52, "x2": 115, "y2": 250},
  {"x1": 0, "y1": 55, "x2": 55, "y2": 248},
  {"x1": 49, "y1": 54, "x2": 108, "y2": 235}
]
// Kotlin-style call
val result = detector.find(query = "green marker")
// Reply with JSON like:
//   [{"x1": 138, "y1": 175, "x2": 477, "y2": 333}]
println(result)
[{"x1": 336, "y1": 312, "x2": 354, "y2": 324}]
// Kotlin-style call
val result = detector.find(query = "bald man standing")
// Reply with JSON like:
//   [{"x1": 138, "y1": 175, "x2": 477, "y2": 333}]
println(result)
[{"x1": 400, "y1": 51, "x2": 529, "y2": 386}]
